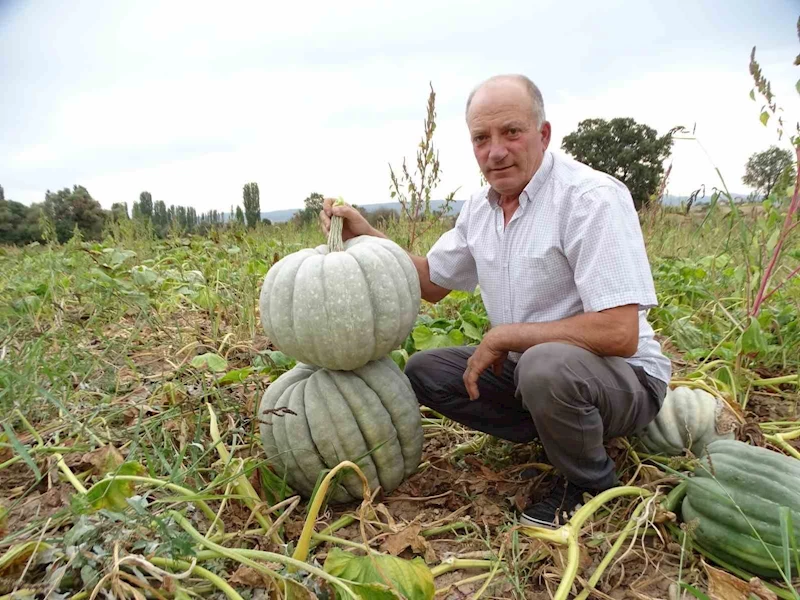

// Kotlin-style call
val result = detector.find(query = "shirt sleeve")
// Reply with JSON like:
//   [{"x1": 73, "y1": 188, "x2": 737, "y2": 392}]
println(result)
[
  {"x1": 426, "y1": 198, "x2": 479, "y2": 292},
  {"x1": 561, "y1": 184, "x2": 658, "y2": 313}
]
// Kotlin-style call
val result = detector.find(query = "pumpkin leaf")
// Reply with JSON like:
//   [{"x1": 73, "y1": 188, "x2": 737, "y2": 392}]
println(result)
[
  {"x1": 737, "y1": 317, "x2": 768, "y2": 357},
  {"x1": 412, "y1": 325, "x2": 464, "y2": 351},
  {"x1": 191, "y1": 353, "x2": 228, "y2": 372},
  {"x1": 323, "y1": 548, "x2": 434, "y2": 600},
  {"x1": 390, "y1": 349, "x2": 408, "y2": 370},
  {"x1": 461, "y1": 320, "x2": 482, "y2": 341},
  {"x1": 84, "y1": 461, "x2": 145, "y2": 512},
  {"x1": 217, "y1": 367, "x2": 255, "y2": 385}
]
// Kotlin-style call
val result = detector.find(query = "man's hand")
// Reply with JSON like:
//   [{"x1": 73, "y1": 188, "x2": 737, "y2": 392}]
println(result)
[
  {"x1": 320, "y1": 197, "x2": 384, "y2": 241},
  {"x1": 464, "y1": 327, "x2": 509, "y2": 400}
]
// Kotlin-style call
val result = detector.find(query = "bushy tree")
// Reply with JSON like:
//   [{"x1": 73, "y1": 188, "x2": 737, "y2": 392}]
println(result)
[
  {"x1": 138, "y1": 191, "x2": 153, "y2": 219},
  {"x1": 43, "y1": 185, "x2": 105, "y2": 243},
  {"x1": 293, "y1": 192, "x2": 325, "y2": 225},
  {"x1": 743, "y1": 145, "x2": 796, "y2": 199},
  {"x1": 561, "y1": 117, "x2": 674, "y2": 210},
  {"x1": 242, "y1": 182, "x2": 261, "y2": 228},
  {"x1": 235, "y1": 205, "x2": 245, "y2": 224},
  {"x1": 110, "y1": 202, "x2": 129, "y2": 221},
  {"x1": 153, "y1": 200, "x2": 169, "y2": 237},
  {"x1": 0, "y1": 197, "x2": 41, "y2": 245}
]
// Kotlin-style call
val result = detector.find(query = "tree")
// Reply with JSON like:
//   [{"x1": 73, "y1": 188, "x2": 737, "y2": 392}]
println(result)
[
  {"x1": 138, "y1": 191, "x2": 153, "y2": 219},
  {"x1": 43, "y1": 185, "x2": 105, "y2": 243},
  {"x1": 235, "y1": 205, "x2": 245, "y2": 224},
  {"x1": 0, "y1": 184, "x2": 4, "y2": 201},
  {"x1": 742, "y1": 146, "x2": 795, "y2": 200},
  {"x1": 0, "y1": 198, "x2": 41, "y2": 245},
  {"x1": 242, "y1": 182, "x2": 261, "y2": 228},
  {"x1": 561, "y1": 117, "x2": 674, "y2": 210},
  {"x1": 293, "y1": 192, "x2": 325, "y2": 225},
  {"x1": 110, "y1": 202, "x2": 129, "y2": 221},
  {"x1": 153, "y1": 200, "x2": 169, "y2": 237}
]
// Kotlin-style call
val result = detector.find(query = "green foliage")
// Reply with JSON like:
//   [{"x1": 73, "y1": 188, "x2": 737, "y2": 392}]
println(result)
[
  {"x1": 138, "y1": 191, "x2": 153, "y2": 218},
  {"x1": 294, "y1": 191, "x2": 325, "y2": 225},
  {"x1": 42, "y1": 185, "x2": 106, "y2": 243},
  {"x1": 0, "y1": 198, "x2": 41, "y2": 245},
  {"x1": 243, "y1": 181, "x2": 261, "y2": 228},
  {"x1": 323, "y1": 547, "x2": 435, "y2": 600},
  {"x1": 561, "y1": 117, "x2": 675, "y2": 210},
  {"x1": 110, "y1": 202, "x2": 129, "y2": 221},
  {"x1": 235, "y1": 205, "x2": 245, "y2": 224},
  {"x1": 742, "y1": 145, "x2": 796, "y2": 200}
]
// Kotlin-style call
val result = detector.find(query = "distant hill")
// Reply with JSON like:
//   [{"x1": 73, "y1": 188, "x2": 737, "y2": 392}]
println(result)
[
  {"x1": 261, "y1": 193, "x2": 752, "y2": 222},
  {"x1": 262, "y1": 199, "x2": 465, "y2": 223}
]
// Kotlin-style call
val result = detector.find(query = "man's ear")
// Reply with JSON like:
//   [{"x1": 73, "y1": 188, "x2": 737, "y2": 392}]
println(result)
[{"x1": 540, "y1": 121, "x2": 552, "y2": 149}]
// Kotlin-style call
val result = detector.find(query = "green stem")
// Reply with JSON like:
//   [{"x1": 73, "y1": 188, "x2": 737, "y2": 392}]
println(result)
[
  {"x1": 149, "y1": 557, "x2": 244, "y2": 600},
  {"x1": 521, "y1": 486, "x2": 652, "y2": 600},
  {"x1": 751, "y1": 374, "x2": 800, "y2": 387},
  {"x1": 422, "y1": 521, "x2": 478, "y2": 537},
  {"x1": 766, "y1": 434, "x2": 800, "y2": 460},
  {"x1": 169, "y1": 511, "x2": 359, "y2": 599},
  {"x1": 53, "y1": 452, "x2": 87, "y2": 494},
  {"x1": 309, "y1": 514, "x2": 356, "y2": 549},
  {"x1": 293, "y1": 461, "x2": 370, "y2": 566},
  {"x1": 14, "y1": 409, "x2": 43, "y2": 446},
  {"x1": 85, "y1": 475, "x2": 219, "y2": 524},
  {"x1": 431, "y1": 558, "x2": 496, "y2": 578},
  {"x1": 311, "y1": 533, "x2": 372, "y2": 553},
  {"x1": 575, "y1": 501, "x2": 649, "y2": 600}
]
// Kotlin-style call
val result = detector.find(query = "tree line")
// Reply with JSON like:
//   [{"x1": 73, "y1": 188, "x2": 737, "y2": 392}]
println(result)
[
  {"x1": 0, "y1": 182, "x2": 269, "y2": 246},
  {"x1": 1, "y1": 116, "x2": 794, "y2": 246}
]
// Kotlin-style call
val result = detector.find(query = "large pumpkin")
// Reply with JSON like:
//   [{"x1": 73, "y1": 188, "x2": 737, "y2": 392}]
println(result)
[
  {"x1": 682, "y1": 439, "x2": 800, "y2": 577},
  {"x1": 639, "y1": 386, "x2": 737, "y2": 457},
  {"x1": 258, "y1": 356, "x2": 423, "y2": 503},
  {"x1": 258, "y1": 214, "x2": 421, "y2": 371}
]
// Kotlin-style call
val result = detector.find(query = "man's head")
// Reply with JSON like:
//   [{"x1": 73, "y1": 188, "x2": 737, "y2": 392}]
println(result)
[{"x1": 465, "y1": 75, "x2": 551, "y2": 198}]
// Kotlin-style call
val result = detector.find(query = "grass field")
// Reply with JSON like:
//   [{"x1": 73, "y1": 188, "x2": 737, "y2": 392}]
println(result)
[{"x1": 0, "y1": 196, "x2": 798, "y2": 599}]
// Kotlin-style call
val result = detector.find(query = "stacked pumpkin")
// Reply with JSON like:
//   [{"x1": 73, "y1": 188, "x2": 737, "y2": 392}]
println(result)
[{"x1": 257, "y1": 207, "x2": 424, "y2": 503}]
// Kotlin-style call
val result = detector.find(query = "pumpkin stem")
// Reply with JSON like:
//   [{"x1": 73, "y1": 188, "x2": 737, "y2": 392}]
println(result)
[{"x1": 327, "y1": 197, "x2": 347, "y2": 252}]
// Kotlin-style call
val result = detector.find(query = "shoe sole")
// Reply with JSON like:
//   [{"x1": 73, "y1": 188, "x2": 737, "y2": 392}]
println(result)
[{"x1": 519, "y1": 513, "x2": 559, "y2": 529}]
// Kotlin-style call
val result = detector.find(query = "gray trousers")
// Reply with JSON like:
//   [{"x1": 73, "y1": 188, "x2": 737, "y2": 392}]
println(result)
[{"x1": 405, "y1": 342, "x2": 667, "y2": 491}]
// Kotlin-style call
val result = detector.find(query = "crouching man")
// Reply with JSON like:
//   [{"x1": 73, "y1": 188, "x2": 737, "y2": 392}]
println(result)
[{"x1": 321, "y1": 74, "x2": 671, "y2": 528}]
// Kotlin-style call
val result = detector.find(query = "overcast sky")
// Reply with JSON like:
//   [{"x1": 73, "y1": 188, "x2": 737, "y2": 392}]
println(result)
[{"x1": 1, "y1": 0, "x2": 798, "y2": 213}]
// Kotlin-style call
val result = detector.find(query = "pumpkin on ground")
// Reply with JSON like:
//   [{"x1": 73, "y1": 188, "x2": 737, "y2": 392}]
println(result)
[
  {"x1": 639, "y1": 386, "x2": 737, "y2": 457},
  {"x1": 258, "y1": 211, "x2": 421, "y2": 371},
  {"x1": 682, "y1": 439, "x2": 800, "y2": 577},
  {"x1": 258, "y1": 356, "x2": 423, "y2": 503}
]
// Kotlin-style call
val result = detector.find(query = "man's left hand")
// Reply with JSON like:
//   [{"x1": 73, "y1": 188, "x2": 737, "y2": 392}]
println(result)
[{"x1": 464, "y1": 327, "x2": 509, "y2": 400}]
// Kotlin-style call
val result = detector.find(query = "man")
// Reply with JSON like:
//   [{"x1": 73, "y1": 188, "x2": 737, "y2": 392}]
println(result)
[{"x1": 320, "y1": 74, "x2": 671, "y2": 528}]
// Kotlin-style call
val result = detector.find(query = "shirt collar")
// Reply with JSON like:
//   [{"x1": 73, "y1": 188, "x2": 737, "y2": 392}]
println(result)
[{"x1": 486, "y1": 150, "x2": 555, "y2": 209}]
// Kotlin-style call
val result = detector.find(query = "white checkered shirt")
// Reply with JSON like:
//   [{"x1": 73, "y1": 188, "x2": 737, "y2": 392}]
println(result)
[{"x1": 427, "y1": 150, "x2": 671, "y2": 384}]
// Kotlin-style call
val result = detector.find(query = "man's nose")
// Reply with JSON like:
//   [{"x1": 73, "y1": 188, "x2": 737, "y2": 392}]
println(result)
[{"x1": 488, "y1": 140, "x2": 508, "y2": 163}]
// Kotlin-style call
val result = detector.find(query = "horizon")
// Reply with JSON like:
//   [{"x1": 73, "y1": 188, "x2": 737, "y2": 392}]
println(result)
[{"x1": 1, "y1": 1, "x2": 798, "y2": 213}]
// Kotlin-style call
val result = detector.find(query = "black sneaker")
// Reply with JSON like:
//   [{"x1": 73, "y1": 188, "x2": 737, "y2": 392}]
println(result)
[{"x1": 519, "y1": 480, "x2": 589, "y2": 529}]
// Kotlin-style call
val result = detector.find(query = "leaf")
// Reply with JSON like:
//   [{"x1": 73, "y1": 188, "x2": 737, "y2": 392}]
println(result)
[
  {"x1": 750, "y1": 88, "x2": 756, "y2": 101},
  {"x1": 85, "y1": 461, "x2": 145, "y2": 511},
  {"x1": 323, "y1": 548, "x2": 434, "y2": 600},
  {"x1": 191, "y1": 353, "x2": 228, "y2": 372},
  {"x1": 390, "y1": 349, "x2": 408, "y2": 370},
  {"x1": 2, "y1": 422, "x2": 41, "y2": 481},
  {"x1": 760, "y1": 111, "x2": 770, "y2": 126},
  {"x1": 796, "y1": 79, "x2": 800, "y2": 95},
  {"x1": 738, "y1": 317, "x2": 768, "y2": 357},
  {"x1": 217, "y1": 367, "x2": 255, "y2": 385},
  {"x1": 84, "y1": 445, "x2": 125, "y2": 477},
  {"x1": 461, "y1": 320, "x2": 482, "y2": 341},
  {"x1": 131, "y1": 265, "x2": 158, "y2": 286}
]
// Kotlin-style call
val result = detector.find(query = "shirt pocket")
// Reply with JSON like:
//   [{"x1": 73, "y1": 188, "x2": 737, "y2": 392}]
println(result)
[{"x1": 510, "y1": 250, "x2": 576, "y2": 319}]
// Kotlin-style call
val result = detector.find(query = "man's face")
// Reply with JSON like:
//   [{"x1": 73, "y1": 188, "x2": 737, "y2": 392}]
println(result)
[{"x1": 467, "y1": 80, "x2": 551, "y2": 198}]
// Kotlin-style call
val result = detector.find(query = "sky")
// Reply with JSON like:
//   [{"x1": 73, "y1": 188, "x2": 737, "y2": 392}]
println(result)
[{"x1": 1, "y1": 0, "x2": 798, "y2": 213}]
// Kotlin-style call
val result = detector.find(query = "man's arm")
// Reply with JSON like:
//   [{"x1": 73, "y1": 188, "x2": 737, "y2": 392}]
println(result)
[
  {"x1": 463, "y1": 305, "x2": 639, "y2": 400},
  {"x1": 319, "y1": 198, "x2": 452, "y2": 304}
]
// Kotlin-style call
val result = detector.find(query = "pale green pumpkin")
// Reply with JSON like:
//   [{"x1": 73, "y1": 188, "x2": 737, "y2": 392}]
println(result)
[
  {"x1": 639, "y1": 386, "x2": 737, "y2": 457},
  {"x1": 258, "y1": 213, "x2": 421, "y2": 371},
  {"x1": 258, "y1": 356, "x2": 423, "y2": 503}
]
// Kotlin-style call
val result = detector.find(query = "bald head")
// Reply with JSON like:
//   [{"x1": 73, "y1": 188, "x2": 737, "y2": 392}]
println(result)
[{"x1": 465, "y1": 74, "x2": 546, "y2": 129}]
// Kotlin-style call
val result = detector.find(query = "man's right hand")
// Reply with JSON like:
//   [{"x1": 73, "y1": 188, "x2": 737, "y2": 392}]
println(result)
[{"x1": 320, "y1": 197, "x2": 384, "y2": 241}]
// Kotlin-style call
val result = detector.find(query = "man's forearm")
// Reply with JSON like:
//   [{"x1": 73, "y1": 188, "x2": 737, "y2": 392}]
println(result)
[{"x1": 490, "y1": 306, "x2": 639, "y2": 358}]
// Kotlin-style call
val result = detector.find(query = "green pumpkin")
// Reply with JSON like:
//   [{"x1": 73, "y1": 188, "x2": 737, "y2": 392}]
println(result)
[
  {"x1": 682, "y1": 439, "x2": 800, "y2": 577},
  {"x1": 258, "y1": 356, "x2": 423, "y2": 503},
  {"x1": 639, "y1": 386, "x2": 737, "y2": 457},
  {"x1": 258, "y1": 231, "x2": 421, "y2": 371}
]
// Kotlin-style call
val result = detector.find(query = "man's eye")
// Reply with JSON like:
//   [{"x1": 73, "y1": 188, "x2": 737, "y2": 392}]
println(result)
[
  {"x1": 473, "y1": 135, "x2": 487, "y2": 143},
  {"x1": 507, "y1": 128, "x2": 519, "y2": 135}
]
